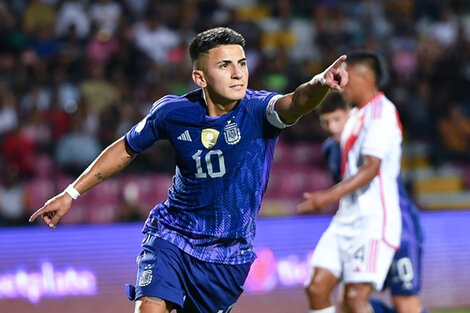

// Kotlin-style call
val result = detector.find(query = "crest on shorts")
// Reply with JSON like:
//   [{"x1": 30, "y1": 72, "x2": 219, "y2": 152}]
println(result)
[
  {"x1": 139, "y1": 269, "x2": 153, "y2": 287},
  {"x1": 224, "y1": 121, "x2": 241, "y2": 145},
  {"x1": 201, "y1": 128, "x2": 219, "y2": 149}
]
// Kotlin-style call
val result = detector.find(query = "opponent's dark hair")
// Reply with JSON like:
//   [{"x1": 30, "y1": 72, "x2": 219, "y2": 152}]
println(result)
[
  {"x1": 346, "y1": 51, "x2": 386, "y2": 87},
  {"x1": 317, "y1": 92, "x2": 349, "y2": 115},
  {"x1": 189, "y1": 27, "x2": 245, "y2": 65}
]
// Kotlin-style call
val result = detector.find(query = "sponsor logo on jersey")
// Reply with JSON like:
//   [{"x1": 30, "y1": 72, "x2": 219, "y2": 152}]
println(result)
[
  {"x1": 201, "y1": 128, "x2": 219, "y2": 149},
  {"x1": 224, "y1": 121, "x2": 241, "y2": 145},
  {"x1": 177, "y1": 130, "x2": 192, "y2": 142}
]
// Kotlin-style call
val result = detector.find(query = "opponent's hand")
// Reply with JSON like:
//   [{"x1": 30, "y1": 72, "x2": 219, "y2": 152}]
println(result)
[
  {"x1": 29, "y1": 192, "x2": 73, "y2": 229},
  {"x1": 297, "y1": 190, "x2": 332, "y2": 214},
  {"x1": 310, "y1": 55, "x2": 348, "y2": 92}
]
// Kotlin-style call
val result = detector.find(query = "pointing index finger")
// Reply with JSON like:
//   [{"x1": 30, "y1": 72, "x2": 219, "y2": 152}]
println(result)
[
  {"x1": 29, "y1": 206, "x2": 46, "y2": 222},
  {"x1": 331, "y1": 55, "x2": 347, "y2": 69}
]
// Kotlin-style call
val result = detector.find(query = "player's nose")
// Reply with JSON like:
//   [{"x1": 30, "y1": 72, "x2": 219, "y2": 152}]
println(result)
[{"x1": 231, "y1": 65, "x2": 243, "y2": 79}]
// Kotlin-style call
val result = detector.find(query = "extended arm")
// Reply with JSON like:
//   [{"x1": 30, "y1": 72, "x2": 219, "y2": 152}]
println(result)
[
  {"x1": 275, "y1": 55, "x2": 348, "y2": 124},
  {"x1": 29, "y1": 137, "x2": 136, "y2": 228},
  {"x1": 298, "y1": 155, "x2": 381, "y2": 213}
]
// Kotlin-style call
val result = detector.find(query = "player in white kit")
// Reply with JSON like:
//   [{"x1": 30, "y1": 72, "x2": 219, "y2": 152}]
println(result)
[{"x1": 298, "y1": 52, "x2": 402, "y2": 313}]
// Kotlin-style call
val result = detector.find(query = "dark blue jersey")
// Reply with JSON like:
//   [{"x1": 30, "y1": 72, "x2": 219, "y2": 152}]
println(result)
[
  {"x1": 321, "y1": 139, "x2": 424, "y2": 244},
  {"x1": 322, "y1": 137, "x2": 342, "y2": 184},
  {"x1": 125, "y1": 89, "x2": 282, "y2": 264},
  {"x1": 397, "y1": 179, "x2": 424, "y2": 244}
]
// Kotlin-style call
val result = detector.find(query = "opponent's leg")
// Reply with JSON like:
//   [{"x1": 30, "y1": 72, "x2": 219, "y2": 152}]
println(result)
[
  {"x1": 343, "y1": 283, "x2": 373, "y2": 313},
  {"x1": 306, "y1": 267, "x2": 340, "y2": 311}
]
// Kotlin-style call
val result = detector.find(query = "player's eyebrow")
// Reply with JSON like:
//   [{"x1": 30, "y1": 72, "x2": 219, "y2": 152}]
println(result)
[{"x1": 217, "y1": 58, "x2": 247, "y2": 65}]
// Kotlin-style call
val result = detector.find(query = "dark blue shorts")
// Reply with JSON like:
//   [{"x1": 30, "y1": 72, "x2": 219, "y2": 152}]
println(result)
[
  {"x1": 125, "y1": 233, "x2": 252, "y2": 313},
  {"x1": 384, "y1": 239, "x2": 422, "y2": 295}
]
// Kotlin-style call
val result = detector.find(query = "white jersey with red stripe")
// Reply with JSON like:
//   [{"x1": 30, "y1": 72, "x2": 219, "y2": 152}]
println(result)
[{"x1": 331, "y1": 92, "x2": 402, "y2": 249}]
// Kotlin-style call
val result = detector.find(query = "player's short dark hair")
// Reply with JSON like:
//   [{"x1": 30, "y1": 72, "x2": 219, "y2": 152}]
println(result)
[
  {"x1": 346, "y1": 51, "x2": 386, "y2": 87},
  {"x1": 317, "y1": 92, "x2": 349, "y2": 115},
  {"x1": 189, "y1": 27, "x2": 245, "y2": 65}
]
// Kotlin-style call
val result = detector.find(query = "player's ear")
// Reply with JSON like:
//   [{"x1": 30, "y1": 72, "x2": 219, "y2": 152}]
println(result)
[{"x1": 192, "y1": 69, "x2": 207, "y2": 88}]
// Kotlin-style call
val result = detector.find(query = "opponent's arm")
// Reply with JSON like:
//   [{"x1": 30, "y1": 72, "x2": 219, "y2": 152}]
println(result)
[
  {"x1": 29, "y1": 137, "x2": 136, "y2": 228},
  {"x1": 275, "y1": 55, "x2": 348, "y2": 124},
  {"x1": 298, "y1": 155, "x2": 381, "y2": 213}
]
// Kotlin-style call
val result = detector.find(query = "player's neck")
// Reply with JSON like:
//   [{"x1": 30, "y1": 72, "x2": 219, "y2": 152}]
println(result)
[
  {"x1": 358, "y1": 89, "x2": 381, "y2": 108},
  {"x1": 202, "y1": 90, "x2": 238, "y2": 117}
]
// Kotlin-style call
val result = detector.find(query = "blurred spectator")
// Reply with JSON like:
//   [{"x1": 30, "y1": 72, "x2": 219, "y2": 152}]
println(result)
[
  {"x1": 0, "y1": 1, "x2": 16, "y2": 35},
  {"x1": 52, "y1": 67, "x2": 80, "y2": 113},
  {"x1": 1, "y1": 125, "x2": 37, "y2": 179},
  {"x1": 56, "y1": 25, "x2": 86, "y2": 78},
  {"x1": 435, "y1": 105, "x2": 470, "y2": 165},
  {"x1": 55, "y1": 116, "x2": 101, "y2": 176},
  {"x1": 88, "y1": 0, "x2": 122, "y2": 34},
  {"x1": 117, "y1": 182, "x2": 146, "y2": 222},
  {"x1": 22, "y1": 107, "x2": 52, "y2": 153},
  {"x1": 0, "y1": 84, "x2": 18, "y2": 136},
  {"x1": 133, "y1": 13, "x2": 179, "y2": 64},
  {"x1": 23, "y1": 0, "x2": 57, "y2": 35},
  {"x1": 80, "y1": 63, "x2": 119, "y2": 116},
  {"x1": 124, "y1": 0, "x2": 149, "y2": 20},
  {"x1": 48, "y1": 91, "x2": 71, "y2": 144},
  {"x1": 402, "y1": 81, "x2": 433, "y2": 141},
  {"x1": 0, "y1": 52, "x2": 19, "y2": 87},
  {"x1": 55, "y1": 0, "x2": 90, "y2": 39},
  {"x1": 422, "y1": 6, "x2": 459, "y2": 48},
  {"x1": 0, "y1": 166, "x2": 31, "y2": 226},
  {"x1": 19, "y1": 81, "x2": 52, "y2": 117},
  {"x1": 86, "y1": 28, "x2": 119, "y2": 65},
  {"x1": 27, "y1": 25, "x2": 59, "y2": 60}
]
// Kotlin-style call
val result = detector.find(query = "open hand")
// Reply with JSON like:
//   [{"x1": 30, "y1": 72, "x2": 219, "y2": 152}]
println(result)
[{"x1": 297, "y1": 190, "x2": 332, "y2": 214}]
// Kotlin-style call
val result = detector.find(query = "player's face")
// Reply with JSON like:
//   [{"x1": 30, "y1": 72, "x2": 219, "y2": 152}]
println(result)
[
  {"x1": 194, "y1": 44, "x2": 248, "y2": 105},
  {"x1": 342, "y1": 64, "x2": 364, "y2": 106},
  {"x1": 320, "y1": 108, "x2": 350, "y2": 142}
]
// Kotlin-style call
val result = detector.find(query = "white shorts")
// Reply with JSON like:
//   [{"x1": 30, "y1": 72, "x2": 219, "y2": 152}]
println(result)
[{"x1": 308, "y1": 226, "x2": 396, "y2": 290}]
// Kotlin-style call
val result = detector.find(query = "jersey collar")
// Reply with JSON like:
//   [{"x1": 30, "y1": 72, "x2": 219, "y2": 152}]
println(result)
[{"x1": 359, "y1": 91, "x2": 383, "y2": 109}]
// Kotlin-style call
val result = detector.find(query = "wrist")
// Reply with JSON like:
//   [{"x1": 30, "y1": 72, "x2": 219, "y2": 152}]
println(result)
[
  {"x1": 65, "y1": 184, "x2": 80, "y2": 200},
  {"x1": 308, "y1": 73, "x2": 326, "y2": 86},
  {"x1": 327, "y1": 187, "x2": 341, "y2": 203}
]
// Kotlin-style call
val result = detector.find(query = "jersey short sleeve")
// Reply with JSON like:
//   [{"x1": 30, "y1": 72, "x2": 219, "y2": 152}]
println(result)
[
  {"x1": 125, "y1": 96, "x2": 172, "y2": 153},
  {"x1": 245, "y1": 90, "x2": 296, "y2": 130},
  {"x1": 266, "y1": 94, "x2": 293, "y2": 129},
  {"x1": 242, "y1": 90, "x2": 279, "y2": 128}
]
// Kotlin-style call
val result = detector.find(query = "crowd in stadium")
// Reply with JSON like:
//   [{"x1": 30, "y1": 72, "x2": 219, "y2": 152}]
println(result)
[{"x1": 1, "y1": 0, "x2": 470, "y2": 226}]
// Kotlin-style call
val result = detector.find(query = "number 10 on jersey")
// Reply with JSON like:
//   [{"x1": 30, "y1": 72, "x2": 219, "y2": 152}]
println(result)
[{"x1": 192, "y1": 149, "x2": 226, "y2": 178}]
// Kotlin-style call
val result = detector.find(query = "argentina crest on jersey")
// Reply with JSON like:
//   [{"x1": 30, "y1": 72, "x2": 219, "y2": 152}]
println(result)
[{"x1": 224, "y1": 121, "x2": 241, "y2": 145}]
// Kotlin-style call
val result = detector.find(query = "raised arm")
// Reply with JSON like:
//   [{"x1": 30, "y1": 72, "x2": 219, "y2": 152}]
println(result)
[
  {"x1": 29, "y1": 137, "x2": 136, "y2": 228},
  {"x1": 275, "y1": 55, "x2": 348, "y2": 124}
]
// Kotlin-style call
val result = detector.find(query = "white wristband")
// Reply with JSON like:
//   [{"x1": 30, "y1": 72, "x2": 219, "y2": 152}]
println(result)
[
  {"x1": 65, "y1": 184, "x2": 80, "y2": 200},
  {"x1": 308, "y1": 73, "x2": 326, "y2": 86}
]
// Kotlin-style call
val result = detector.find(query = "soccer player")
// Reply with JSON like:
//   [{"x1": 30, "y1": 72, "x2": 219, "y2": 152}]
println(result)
[
  {"x1": 298, "y1": 51, "x2": 403, "y2": 313},
  {"x1": 317, "y1": 93, "x2": 428, "y2": 313},
  {"x1": 29, "y1": 27, "x2": 348, "y2": 313}
]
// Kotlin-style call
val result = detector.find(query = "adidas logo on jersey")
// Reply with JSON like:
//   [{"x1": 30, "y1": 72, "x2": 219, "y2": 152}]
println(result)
[{"x1": 177, "y1": 130, "x2": 192, "y2": 142}]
